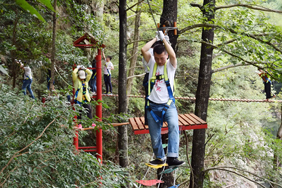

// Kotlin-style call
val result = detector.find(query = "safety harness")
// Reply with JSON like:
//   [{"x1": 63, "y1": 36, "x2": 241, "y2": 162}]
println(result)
[
  {"x1": 146, "y1": 62, "x2": 175, "y2": 126},
  {"x1": 260, "y1": 73, "x2": 271, "y2": 84},
  {"x1": 91, "y1": 72, "x2": 97, "y2": 79},
  {"x1": 74, "y1": 81, "x2": 88, "y2": 105},
  {"x1": 25, "y1": 75, "x2": 31, "y2": 80},
  {"x1": 105, "y1": 62, "x2": 111, "y2": 76}
]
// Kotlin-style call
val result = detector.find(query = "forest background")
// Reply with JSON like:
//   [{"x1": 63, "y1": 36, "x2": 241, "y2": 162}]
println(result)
[{"x1": 1, "y1": 0, "x2": 282, "y2": 187}]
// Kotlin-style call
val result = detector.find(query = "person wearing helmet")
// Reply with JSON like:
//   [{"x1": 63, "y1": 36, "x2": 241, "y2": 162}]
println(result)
[
  {"x1": 16, "y1": 60, "x2": 35, "y2": 99},
  {"x1": 72, "y1": 65, "x2": 93, "y2": 123}
]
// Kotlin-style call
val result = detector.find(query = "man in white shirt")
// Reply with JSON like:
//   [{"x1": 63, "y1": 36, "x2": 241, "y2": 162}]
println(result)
[
  {"x1": 16, "y1": 60, "x2": 35, "y2": 99},
  {"x1": 102, "y1": 51, "x2": 114, "y2": 94},
  {"x1": 141, "y1": 31, "x2": 184, "y2": 167}
]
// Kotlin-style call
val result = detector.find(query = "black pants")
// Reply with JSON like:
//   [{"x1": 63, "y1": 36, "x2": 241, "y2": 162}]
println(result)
[
  {"x1": 264, "y1": 82, "x2": 272, "y2": 99},
  {"x1": 77, "y1": 103, "x2": 92, "y2": 120},
  {"x1": 104, "y1": 74, "x2": 112, "y2": 93},
  {"x1": 143, "y1": 73, "x2": 149, "y2": 125}
]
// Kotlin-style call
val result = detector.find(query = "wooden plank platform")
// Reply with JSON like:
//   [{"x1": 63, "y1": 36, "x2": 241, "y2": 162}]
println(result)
[{"x1": 129, "y1": 113, "x2": 207, "y2": 135}]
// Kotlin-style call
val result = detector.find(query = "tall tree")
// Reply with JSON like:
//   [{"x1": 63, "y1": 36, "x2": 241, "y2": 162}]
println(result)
[
  {"x1": 50, "y1": 0, "x2": 57, "y2": 94},
  {"x1": 118, "y1": 0, "x2": 128, "y2": 169},
  {"x1": 126, "y1": 0, "x2": 142, "y2": 98},
  {"x1": 160, "y1": 0, "x2": 178, "y2": 50},
  {"x1": 190, "y1": 0, "x2": 215, "y2": 187}
]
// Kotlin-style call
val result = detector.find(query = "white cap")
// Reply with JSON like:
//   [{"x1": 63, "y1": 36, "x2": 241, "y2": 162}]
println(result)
[{"x1": 78, "y1": 70, "x2": 86, "y2": 79}]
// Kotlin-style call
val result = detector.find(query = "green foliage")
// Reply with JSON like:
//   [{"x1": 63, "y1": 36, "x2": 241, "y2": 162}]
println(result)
[
  {"x1": 0, "y1": 80, "x2": 132, "y2": 187},
  {"x1": 15, "y1": 0, "x2": 47, "y2": 22},
  {"x1": 1, "y1": 0, "x2": 282, "y2": 186}
]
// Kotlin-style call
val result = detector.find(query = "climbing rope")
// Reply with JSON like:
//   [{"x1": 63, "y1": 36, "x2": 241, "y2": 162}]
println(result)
[{"x1": 146, "y1": 0, "x2": 159, "y2": 32}]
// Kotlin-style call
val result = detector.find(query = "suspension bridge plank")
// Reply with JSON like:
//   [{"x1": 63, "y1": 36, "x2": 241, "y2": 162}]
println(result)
[
  {"x1": 184, "y1": 114, "x2": 201, "y2": 125},
  {"x1": 179, "y1": 114, "x2": 194, "y2": 125},
  {"x1": 189, "y1": 113, "x2": 207, "y2": 124},
  {"x1": 135, "y1": 117, "x2": 145, "y2": 130},
  {"x1": 129, "y1": 114, "x2": 207, "y2": 135},
  {"x1": 129, "y1": 118, "x2": 139, "y2": 131},
  {"x1": 140, "y1": 117, "x2": 148, "y2": 129},
  {"x1": 178, "y1": 118, "x2": 183, "y2": 126}
]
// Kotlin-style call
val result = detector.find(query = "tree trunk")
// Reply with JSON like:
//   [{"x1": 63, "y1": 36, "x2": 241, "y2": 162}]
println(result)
[
  {"x1": 160, "y1": 0, "x2": 178, "y2": 51},
  {"x1": 272, "y1": 105, "x2": 282, "y2": 188},
  {"x1": 126, "y1": 0, "x2": 142, "y2": 98},
  {"x1": 50, "y1": 0, "x2": 57, "y2": 94},
  {"x1": 190, "y1": 0, "x2": 215, "y2": 188},
  {"x1": 118, "y1": 0, "x2": 128, "y2": 170},
  {"x1": 157, "y1": 1, "x2": 178, "y2": 187}
]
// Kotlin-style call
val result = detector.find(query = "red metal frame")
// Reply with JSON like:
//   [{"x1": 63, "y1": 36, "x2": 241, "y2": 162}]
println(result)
[
  {"x1": 95, "y1": 49, "x2": 103, "y2": 163},
  {"x1": 73, "y1": 33, "x2": 106, "y2": 49},
  {"x1": 73, "y1": 34, "x2": 104, "y2": 164}
]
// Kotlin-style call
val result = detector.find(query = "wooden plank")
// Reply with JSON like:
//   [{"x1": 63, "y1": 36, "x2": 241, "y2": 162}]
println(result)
[
  {"x1": 178, "y1": 115, "x2": 189, "y2": 126},
  {"x1": 135, "y1": 117, "x2": 145, "y2": 130},
  {"x1": 140, "y1": 117, "x2": 148, "y2": 129},
  {"x1": 179, "y1": 114, "x2": 194, "y2": 125},
  {"x1": 189, "y1": 113, "x2": 207, "y2": 124},
  {"x1": 185, "y1": 114, "x2": 201, "y2": 125},
  {"x1": 129, "y1": 118, "x2": 139, "y2": 131},
  {"x1": 178, "y1": 118, "x2": 183, "y2": 126}
]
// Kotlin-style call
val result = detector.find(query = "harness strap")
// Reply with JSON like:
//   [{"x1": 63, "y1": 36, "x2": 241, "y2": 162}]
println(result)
[
  {"x1": 74, "y1": 82, "x2": 88, "y2": 104},
  {"x1": 106, "y1": 62, "x2": 111, "y2": 76},
  {"x1": 147, "y1": 62, "x2": 175, "y2": 125},
  {"x1": 25, "y1": 75, "x2": 31, "y2": 80},
  {"x1": 146, "y1": 104, "x2": 170, "y2": 126},
  {"x1": 91, "y1": 72, "x2": 97, "y2": 79},
  {"x1": 263, "y1": 76, "x2": 271, "y2": 84}
]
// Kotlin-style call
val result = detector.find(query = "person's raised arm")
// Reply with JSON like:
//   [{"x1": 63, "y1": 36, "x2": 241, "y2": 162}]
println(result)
[
  {"x1": 161, "y1": 33, "x2": 177, "y2": 68},
  {"x1": 16, "y1": 60, "x2": 25, "y2": 70},
  {"x1": 102, "y1": 50, "x2": 106, "y2": 61},
  {"x1": 141, "y1": 38, "x2": 157, "y2": 64},
  {"x1": 85, "y1": 68, "x2": 92, "y2": 82},
  {"x1": 72, "y1": 67, "x2": 79, "y2": 81}
]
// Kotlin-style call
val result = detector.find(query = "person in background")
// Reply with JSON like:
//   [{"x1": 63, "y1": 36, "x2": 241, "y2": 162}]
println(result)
[
  {"x1": 89, "y1": 59, "x2": 97, "y2": 95},
  {"x1": 47, "y1": 68, "x2": 55, "y2": 91},
  {"x1": 102, "y1": 50, "x2": 114, "y2": 95},
  {"x1": 256, "y1": 69, "x2": 276, "y2": 101},
  {"x1": 72, "y1": 65, "x2": 93, "y2": 128},
  {"x1": 16, "y1": 60, "x2": 35, "y2": 99}
]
